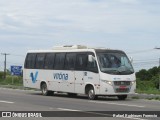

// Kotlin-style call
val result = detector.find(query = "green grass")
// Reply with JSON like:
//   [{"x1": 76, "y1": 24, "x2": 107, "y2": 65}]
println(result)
[
  {"x1": 136, "y1": 89, "x2": 160, "y2": 95},
  {"x1": 136, "y1": 80, "x2": 160, "y2": 95},
  {"x1": 0, "y1": 75, "x2": 23, "y2": 86}
]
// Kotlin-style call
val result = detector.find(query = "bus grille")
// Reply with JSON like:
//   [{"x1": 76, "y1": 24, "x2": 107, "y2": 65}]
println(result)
[{"x1": 114, "y1": 81, "x2": 131, "y2": 86}]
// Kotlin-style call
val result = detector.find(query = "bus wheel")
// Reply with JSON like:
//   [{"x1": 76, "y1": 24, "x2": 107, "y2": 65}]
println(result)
[
  {"x1": 41, "y1": 83, "x2": 53, "y2": 96},
  {"x1": 117, "y1": 95, "x2": 127, "y2": 100},
  {"x1": 87, "y1": 87, "x2": 97, "y2": 100}
]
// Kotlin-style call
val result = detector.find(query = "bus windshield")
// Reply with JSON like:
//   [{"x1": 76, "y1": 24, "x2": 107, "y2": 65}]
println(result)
[{"x1": 97, "y1": 52, "x2": 134, "y2": 75}]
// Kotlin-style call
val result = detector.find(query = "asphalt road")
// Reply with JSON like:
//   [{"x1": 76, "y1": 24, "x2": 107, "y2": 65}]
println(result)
[{"x1": 0, "y1": 88, "x2": 159, "y2": 120}]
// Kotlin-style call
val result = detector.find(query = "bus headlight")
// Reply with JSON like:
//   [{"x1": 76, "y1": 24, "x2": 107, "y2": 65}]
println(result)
[
  {"x1": 101, "y1": 80, "x2": 113, "y2": 86},
  {"x1": 131, "y1": 81, "x2": 136, "y2": 85}
]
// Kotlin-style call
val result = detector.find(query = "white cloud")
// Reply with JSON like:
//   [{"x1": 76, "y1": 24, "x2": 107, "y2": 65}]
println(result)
[
  {"x1": 0, "y1": 0, "x2": 159, "y2": 70},
  {"x1": 118, "y1": 0, "x2": 138, "y2": 4},
  {"x1": 0, "y1": 0, "x2": 159, "y2": 35}
]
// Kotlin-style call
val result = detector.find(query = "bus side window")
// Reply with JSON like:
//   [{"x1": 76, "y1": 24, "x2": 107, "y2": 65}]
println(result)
[
  {"x1": 64, "y1": 53, "x2": 76, "y2": 70},
  {"x1": 35, "y1": 53, "x2": 45, "y2": 69},
  {"x1": 76, "y1": 54, "x2": 87, "y2": 70},
  {"x1": 54, "y1": 53, "x2": 65, "y2": 70},
  {"x1": 87, "y1": 54, "x2": 98, "y2": 73},
  {"x1": 44, "y1": 53, "x2": 55, "y2": 69},
  {"x1": 25, "y1": 53, "x2": 36, "y2": 69}
]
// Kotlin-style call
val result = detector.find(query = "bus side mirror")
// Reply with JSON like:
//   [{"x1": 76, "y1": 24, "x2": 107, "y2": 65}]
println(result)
[
  {"x1": 88, "y1": 55, "x2": 95, "y2": 62},
  {"x1": 129, "y1": 57, "x2": 133, "y2": 64}
]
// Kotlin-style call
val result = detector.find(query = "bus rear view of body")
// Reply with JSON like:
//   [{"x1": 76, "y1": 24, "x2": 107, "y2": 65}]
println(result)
[{"x1": 23, "y1": 45, "x2": 136, "y2": 100}]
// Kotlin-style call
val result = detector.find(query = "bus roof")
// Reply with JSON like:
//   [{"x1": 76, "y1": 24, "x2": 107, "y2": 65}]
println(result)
[{"x1": 27, "y1": 45, "x2": 124, "y2": 53}]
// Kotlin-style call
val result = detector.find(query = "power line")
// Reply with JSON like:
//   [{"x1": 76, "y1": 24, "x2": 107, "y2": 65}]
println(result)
[
  {"x1": 127, "y1": 49, "x2": 159, "y2": 54},
  {"x1": 1, "y1": 53, "x2": 10, "y2": 79},
  {"x1": 133, "y1": 61, "x2": 158, "y2": 64},
  {"x1": 134, "y1": 58, "x2": 159, "y2": 62},
  {"x1": 10, "y1": 54, "x2": 25, "y2": 57}
]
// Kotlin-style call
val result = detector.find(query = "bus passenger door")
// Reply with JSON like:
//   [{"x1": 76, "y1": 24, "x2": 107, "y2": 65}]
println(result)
[{"x1": 83, "y1": 54, "x2": 100, "y2": 95}]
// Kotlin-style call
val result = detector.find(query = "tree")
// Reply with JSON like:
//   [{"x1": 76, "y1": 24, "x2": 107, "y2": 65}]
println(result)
[
  {"x1": 136, "y1": 69, "x2": 151, "y2": 81},
  {"x1": 148, "y1": 67, "x2": 159, "y2": 77},
  {"x1": 136, "y1": 66, "x2": 160, "y2": 90}
]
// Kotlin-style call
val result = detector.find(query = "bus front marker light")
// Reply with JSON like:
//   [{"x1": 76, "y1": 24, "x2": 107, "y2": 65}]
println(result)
[
  {"x1": 107, "y1": 81, "x2": 112, "y2": 85},
  {"x1": 101, "y1": 80, "x2": 112, "y2": 86},
  {"x1": 131, "y1": 81, "x2": 136, "y2": 85}
]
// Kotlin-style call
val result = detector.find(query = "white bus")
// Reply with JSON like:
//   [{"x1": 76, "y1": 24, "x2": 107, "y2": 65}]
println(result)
[{"x1": 23, "y1": 45, "x2": 136, "y2": 100}]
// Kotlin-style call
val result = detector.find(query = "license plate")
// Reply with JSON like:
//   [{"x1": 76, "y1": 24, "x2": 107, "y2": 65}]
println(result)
[{"x1": 119, "y1": 86, "x2": 127, "y2": 89}]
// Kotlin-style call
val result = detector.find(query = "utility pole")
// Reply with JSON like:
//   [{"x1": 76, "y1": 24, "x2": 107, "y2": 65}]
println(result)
[
  {"x1": 156, "y1": 57, "x2": 160, "y2": 90},
  {"x1": 1, "y1": 53, "x2": 10, "y2": 79},
  {"x1": 154, "y1": 47, "x2": 160, "y2": 90}
]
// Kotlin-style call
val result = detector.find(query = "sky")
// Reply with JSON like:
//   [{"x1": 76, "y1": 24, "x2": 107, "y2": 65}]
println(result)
[{"x1": 0, "y1": 0, "x2": 160, "y2": 72}]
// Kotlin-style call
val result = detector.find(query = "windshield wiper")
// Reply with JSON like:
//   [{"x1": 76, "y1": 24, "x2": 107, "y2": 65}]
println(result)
[
  {"x1": 102, "y1": 69, "x2": 134, "y2": 75},
  {"x1": 117, "y1": 69, "x2": 134, "y2": 74},
  {"x1": 103, "y1": 70, "x2": 121, "y2": 74}
]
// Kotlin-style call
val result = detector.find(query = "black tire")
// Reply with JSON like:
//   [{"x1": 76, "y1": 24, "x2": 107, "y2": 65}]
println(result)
[
  {"x1": 41, "y1": 83, "x2": 53, "y2": 96},
  {"x1": 87, "y1": 87, "x2": 97, "y2": 100},
  {"x1": 117, "y1": 95, "x2": 127, "y2": 100}
]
